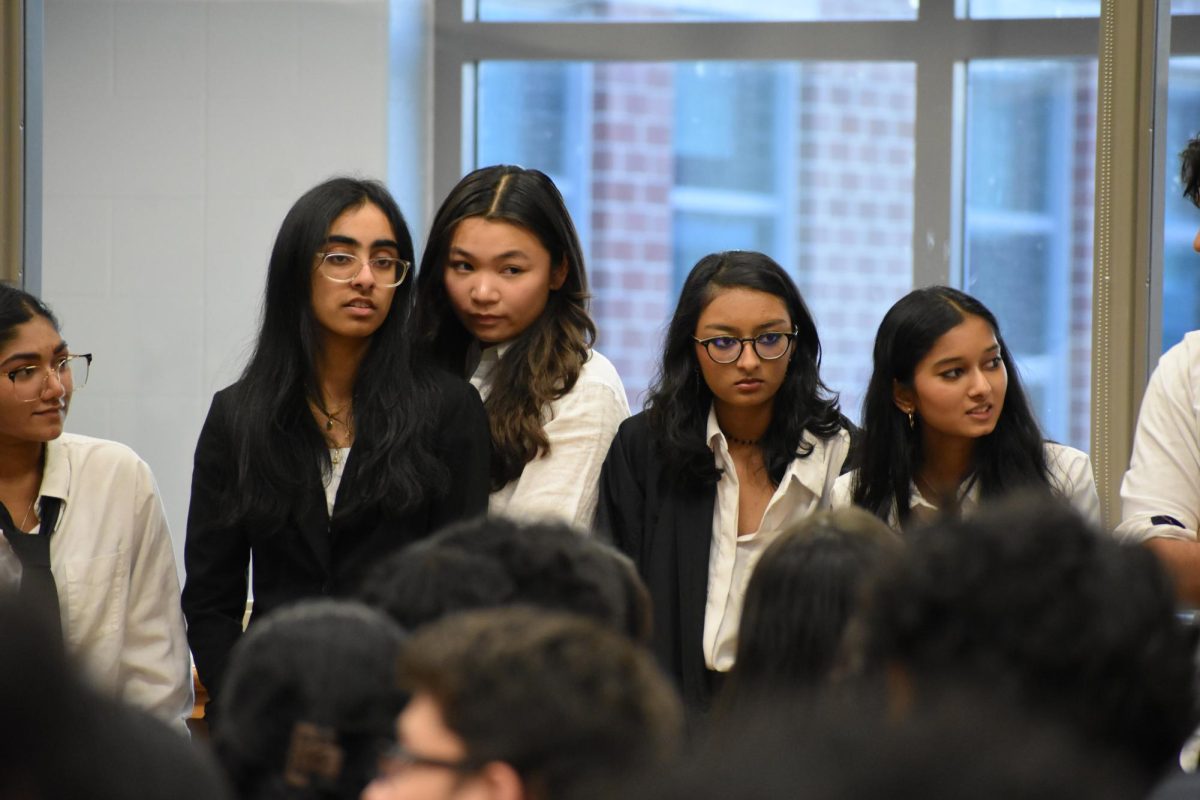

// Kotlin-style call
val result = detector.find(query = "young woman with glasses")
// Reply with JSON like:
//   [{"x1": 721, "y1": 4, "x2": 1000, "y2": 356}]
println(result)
[
  {"x1": 0, "y1": 284, "x2": 192, "y2": 728},
  {"x1": 597, "y1": 250, "x2": 855, "y2": 711},
  {"x1": 183, "y1": 178, "x2": 490, "y2": 716},
  {"x1": 832, "y1": 286, "x2": 1099, "y2": 530},
  {"x1": 413, "y1": 165, "x2": 629, "y2": 529}
]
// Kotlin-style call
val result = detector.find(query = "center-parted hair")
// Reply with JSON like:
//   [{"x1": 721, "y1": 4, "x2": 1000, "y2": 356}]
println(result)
[
  {"x1": 643, "y1": 250, "x2": 845, "y2": 488},
  {"x1": 223, "y1": 177, "x2": 447, "y2": 526},
  {"x1": 413, "y1": 165, "x2": 596, "y2": 491},
  {"x1": 851, "y1": 286, "x2": 1049, "y2": 527}
]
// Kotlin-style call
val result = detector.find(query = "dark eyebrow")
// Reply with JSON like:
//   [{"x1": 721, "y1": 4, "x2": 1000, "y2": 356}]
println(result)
[
  {"x1": 1, "y1": 341, "x2": 68, "y2": 369},
  {"x1": 700, "y1": 319, "x2": 790, "y2": 335},
  {"x1": 448, "y1": 246, "x2": 532, "y2": 262},
  {"x1": 931, "y1": 344, "x2": 1000, "y2": 370},
  {"x1": 326, "y1": 234, "x2": 400, "y2": 250}
]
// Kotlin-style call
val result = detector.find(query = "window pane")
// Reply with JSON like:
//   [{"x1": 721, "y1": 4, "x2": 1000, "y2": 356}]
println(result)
[
  {"x1": 478, "y1": 0, "x2": 917, "y2": 22},
  {"x1": 963, "y1": 60, "x2": 1096, "y2": 452},
  {"x1": 1163, "y1": 57, "x2": 1200, "y2": 351},
  {"x1": 476, "y1": 60, "x2": 916, "y2": 418},
  {"x1": 1172, "y1": 0, "x2": 1200, "y2": 13},
  {"x1": 965, "y1": 0, "x2": 1097, "y2": 18}
]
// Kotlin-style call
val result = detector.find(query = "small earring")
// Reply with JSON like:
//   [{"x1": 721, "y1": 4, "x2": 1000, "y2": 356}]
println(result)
[{"x1": 907, "y1": 410, "x2": 915, "y2": 430}]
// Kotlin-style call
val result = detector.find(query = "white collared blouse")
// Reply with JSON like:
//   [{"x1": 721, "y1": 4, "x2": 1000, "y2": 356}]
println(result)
[
  {"x1": 469, "y1": 345, "x2": 630, "y2": 531},
  {"x1": 703, "y1": 407, "x2": 852, "y2": 671},
  {"x1": 0, "y1": 433, "x2": 193, "y2": 729},
  {"x1": 829, "y1": 441, "x2": 1101, "y2": 530}
]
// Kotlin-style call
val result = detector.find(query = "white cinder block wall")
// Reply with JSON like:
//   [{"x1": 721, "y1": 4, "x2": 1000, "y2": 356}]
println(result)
[{"x1": 41, "y1": 0, "x2": 392, "y2": 581}]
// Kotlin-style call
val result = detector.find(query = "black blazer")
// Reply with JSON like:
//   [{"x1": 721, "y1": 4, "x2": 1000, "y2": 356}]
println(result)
[
  {"x1": 181, "y1": 370, "x2": 490, "y2": 702},
  {"x1": 597, "y1": 410, "x2": 859, "y2": 712},
  {"x1": 597, "y1": 411, "x2": 718, "y2": 711}
]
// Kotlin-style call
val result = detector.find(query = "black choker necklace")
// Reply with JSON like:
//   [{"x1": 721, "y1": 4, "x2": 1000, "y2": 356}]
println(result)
[{"x1": 726, "y1": 435, "x2": 760, "y2": 447}]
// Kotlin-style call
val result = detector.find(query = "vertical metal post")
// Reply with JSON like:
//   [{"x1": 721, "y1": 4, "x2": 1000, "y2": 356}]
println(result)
[{"x1": 1091, "y1": 0, "x2": 1170, "y2": 527}]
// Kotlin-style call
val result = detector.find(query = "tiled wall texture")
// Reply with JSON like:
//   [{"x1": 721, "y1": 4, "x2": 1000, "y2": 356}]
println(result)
[{"x1": 42, "y1": 0, "x2": 391, "y2": 579}]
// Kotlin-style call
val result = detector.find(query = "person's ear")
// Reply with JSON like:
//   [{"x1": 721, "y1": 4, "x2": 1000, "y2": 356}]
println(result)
[
  {"x1": 549, "y1": 258, "x2": 568, "y2": 291},
  {"x1": 474, "y1": 760, "x2": 526, "y2": 800},
  {"x1": 892, "y1": 379, "x2": 915, "y2": 415}
]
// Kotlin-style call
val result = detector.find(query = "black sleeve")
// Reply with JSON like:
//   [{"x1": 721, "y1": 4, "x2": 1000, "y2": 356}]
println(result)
[
  {"x1": 181, "y1": 390, "x2": 250, "y2": 702},
  {"x1": 428, "y1": 376, "x2": 491, "y2": 531},
  {"x1": 597, "y1": 416, "x2": 649, "y2": 559}
]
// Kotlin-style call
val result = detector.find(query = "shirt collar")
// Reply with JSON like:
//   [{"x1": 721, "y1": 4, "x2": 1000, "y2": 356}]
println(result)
[
  {"x1": 38, "y1": 437, "x2": 71, "y2": 503},
  {"x1": 909, "y1": 473, "x2": 980, "y2": 510},
  {"x1": 466, "y1": 340, "x2": 514, "y2": 386},
  {"x1": 705, "y1": 406, "x2": 843, "y2": 497}
]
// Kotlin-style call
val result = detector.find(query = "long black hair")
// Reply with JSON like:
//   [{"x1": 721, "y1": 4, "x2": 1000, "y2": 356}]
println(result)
[
  {"x1": 225, "y1": 177, "x2": 446, "y2": 525},
  {"x1": 643, "y1": 251, "x2": 845, "y2": 488},
  {"x1": 851, "y1": 286, "x2": 1050, "y2": 527},
  {"x1": 412, "y1": 165, "x2": 595, "y2": 490},
  {"x1": 0, "y1": 284, "x2": 59, "y2": 349}
]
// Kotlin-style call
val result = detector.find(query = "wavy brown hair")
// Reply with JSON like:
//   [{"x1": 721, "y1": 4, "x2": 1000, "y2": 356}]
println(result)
[{"x1": 413, "y1": 166, "x2": 595, "y2": 490}]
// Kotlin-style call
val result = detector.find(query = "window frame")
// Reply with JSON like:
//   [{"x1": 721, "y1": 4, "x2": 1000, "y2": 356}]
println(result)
[{"x1": 428, "y1": 0, "x2": 1200, "y2": 523}]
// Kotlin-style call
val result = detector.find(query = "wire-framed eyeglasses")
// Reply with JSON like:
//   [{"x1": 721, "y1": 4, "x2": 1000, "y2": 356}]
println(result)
[
  {"x1": 374, "y1": 743, "x2": 480, "y2": 782},
  {"x1": 5, "y1": 353, "x2": 92, "y2": 402},
  {"x1": 315, "y1": 252, "x2": 411, "y2": 288},
  {"x1": 692, "y1": 330, "x2": 797, "y2": 364}
]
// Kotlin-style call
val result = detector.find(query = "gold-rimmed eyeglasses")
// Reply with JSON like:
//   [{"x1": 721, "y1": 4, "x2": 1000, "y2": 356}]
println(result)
[
  {"x1": 315, "y1": 252, "x2": 411, "y2": 288},
  {"x1": 5, "y1": 353, "x2": 92, "y2": 402}
]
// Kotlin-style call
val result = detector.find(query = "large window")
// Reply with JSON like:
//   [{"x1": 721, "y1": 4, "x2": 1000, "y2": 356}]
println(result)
[
  {"x1": 413, "y1": 1, "x2": 1200, "y2": 485},
  {"x1": 475, "y1": 59, "x2": 915, "y2": 416}
]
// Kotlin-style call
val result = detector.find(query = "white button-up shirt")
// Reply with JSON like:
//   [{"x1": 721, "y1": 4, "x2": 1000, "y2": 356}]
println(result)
[
  {"x1": 830, "y1": 441, "x2": 1101, "y2": 530},
  {"x1": 0, "y1": 433, "x2": 193, "y2": 728},
  {"x1": 470, "y1": 345, "x2": 630, "y2": 531},
  {"x1": 1116, "y1": 331, "x2": 1200, "y2": 545},
  {"x1": 703, "y1": 408, "x2": 852, "y2": 671}
]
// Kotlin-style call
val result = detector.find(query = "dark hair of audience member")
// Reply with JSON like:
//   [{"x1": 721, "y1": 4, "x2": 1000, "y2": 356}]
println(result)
[
  {"x1": 850, "y1": 493, "x2": 1197, "y2": 788},
  {"x1": 0, "y1": 597, "x2": 233, "y2": 800},
  {"x1": 361, "y1": 514, "x2": 651, "y2": 641},
  {"x1": 718, "y1": 507, "x2": 900, "y2": 710},
  {"x1": 1182, "y1": 132, "x2": 1200, "y2": 206},
  {"x1": 213, "y1": 600, "x2": 407, "y2": 800},
  {"x1": 852, "y1": 286, "x2": 1051, "y2": 527},
  {"x1": 358, "y1": 543, "x2": 516, "y2": 630},
  {"x1": 398, "y1": 606, "x2": 683, "y2": 800},
  {"x1": 629, "y1": 689, "x2": 1142, "y2": 800},
  {"x1": 642, "y1": 250, "x2": 845, "y2": 489}
]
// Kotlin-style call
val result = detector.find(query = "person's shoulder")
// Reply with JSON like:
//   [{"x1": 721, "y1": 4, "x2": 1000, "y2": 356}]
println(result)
[
  {"x1": 579, "y1": 349, "x2": 624, "y2": 387},
  {"x1": 55, "y1": 432, "x2": 145, "y2": 469},
  {"x1": 615, "y1": 409, "x2": 652, "y2": 440},
  {"x1": 1042, "y1": 441, "x2": 1092, "y2": 474}
]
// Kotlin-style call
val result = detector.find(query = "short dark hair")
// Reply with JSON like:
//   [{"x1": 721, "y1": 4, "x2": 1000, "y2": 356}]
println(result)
[
  {"x1": 631, "y1": 690, "x2": 1142, "y2": 800},
  {"x1": 1183, "y1": 133, "x2": 1200, "y2": 207},
  {"x1": 723, "y1": 508, "x2": 899, "y2": 705},
  {"x1": 213, "y1": 600, "x2": 407, "y2": 800},
  {"x1": 399, "y1": 606, "x2": 683, "y2": 800},
  {"x1": 358, "y1": 543, "x2": 516, "y2": 631},
  {"x1": 370, "y1": 514, "x2": 651, "y2": 642},
  {"x1": 851, "y1": 493, "x2": 1197, "y2": 786},
  {"x1": 0, "y1": 283, "x2": 59, "y2": 350}
]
